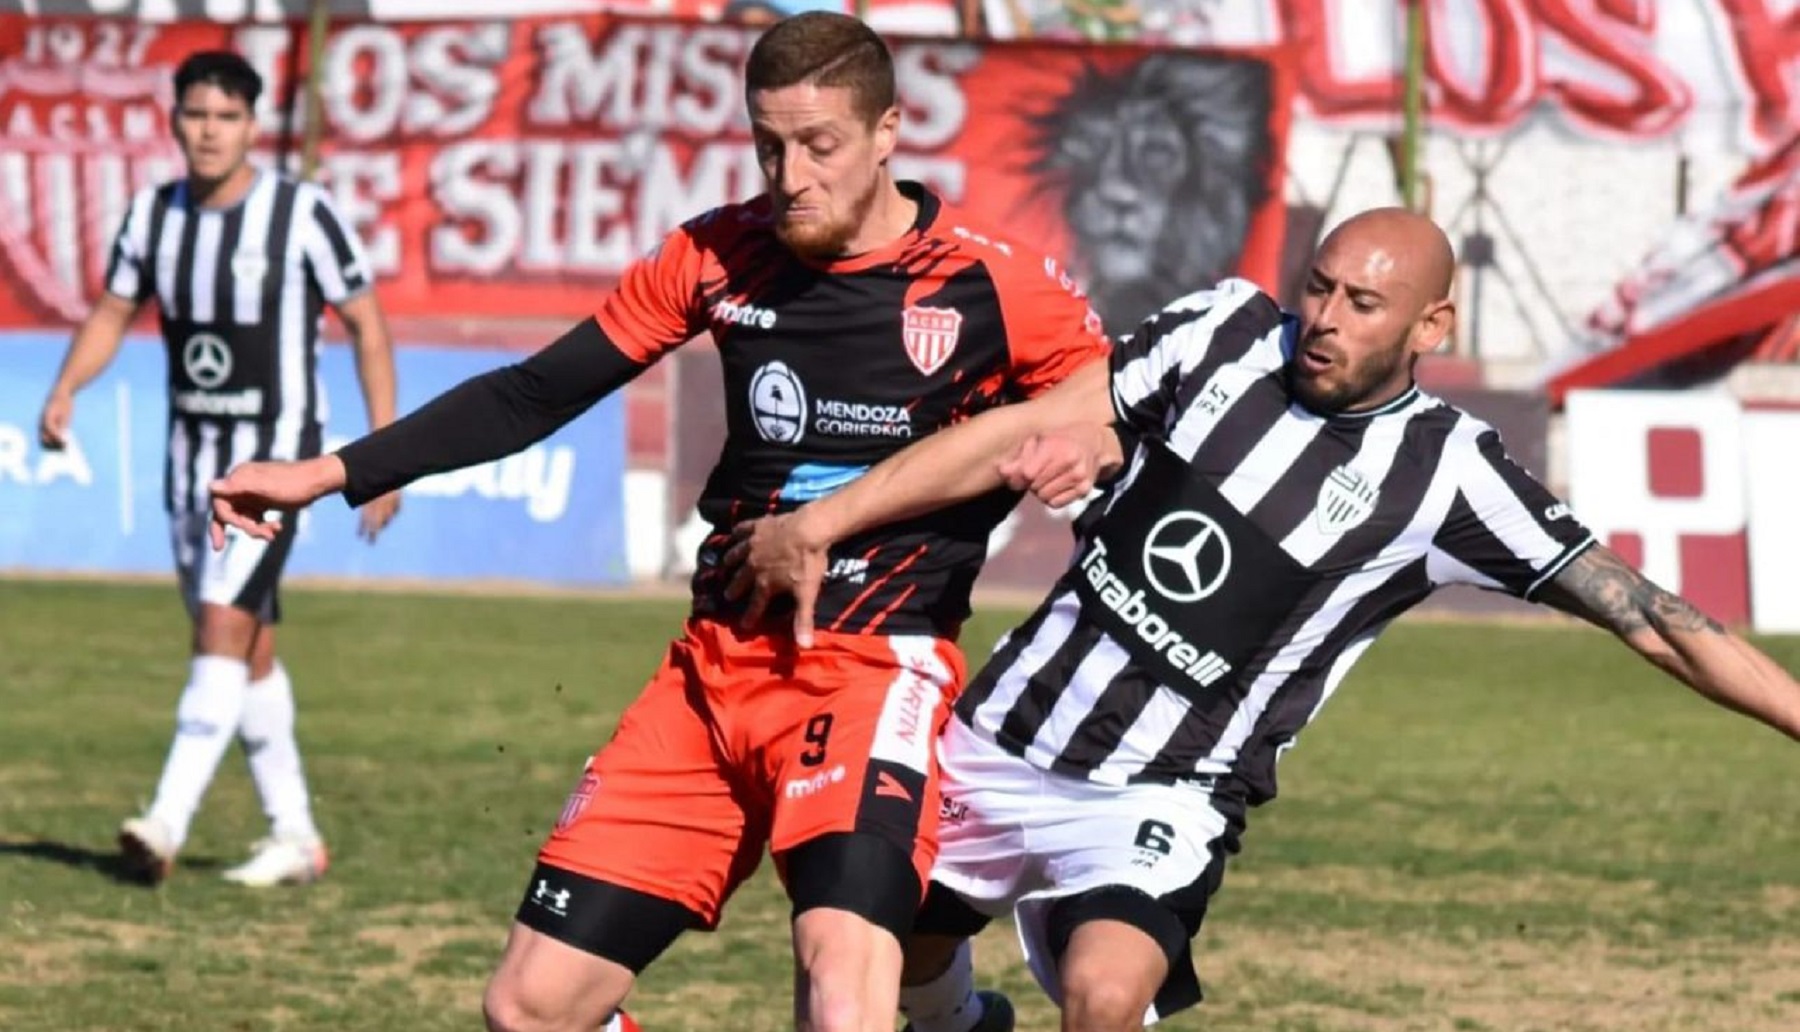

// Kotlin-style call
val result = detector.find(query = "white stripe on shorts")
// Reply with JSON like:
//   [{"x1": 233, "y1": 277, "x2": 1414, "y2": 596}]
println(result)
[{"x1": 170, "y1": 511, "x2": 279, "y2": 618}]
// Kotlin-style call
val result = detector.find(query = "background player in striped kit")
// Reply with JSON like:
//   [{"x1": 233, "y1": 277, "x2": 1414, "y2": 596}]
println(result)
[
  {"x1": 724, "y1": 208, "x2": 1800, "y2": 1032},
  {"x1": 36, "y1": 51, "x2": 401, "y2": 888}
]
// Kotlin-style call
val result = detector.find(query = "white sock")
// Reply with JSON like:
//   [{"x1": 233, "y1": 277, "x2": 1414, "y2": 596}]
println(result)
[
  {"x1": 900, "y1": 941, "x2": 984, "y2": 1032},
  {"x1": 147, "y1": 655, "x2": 250, "y2": 848},
  {"x1": 240, "y1": 661, "x2": 320, "y2": 843}
]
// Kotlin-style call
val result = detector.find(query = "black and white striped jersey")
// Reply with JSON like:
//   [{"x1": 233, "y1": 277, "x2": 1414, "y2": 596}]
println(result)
[
  {"x1": 957, "y1": 278, "x2": 1595, "y2": 814},
  {"x1": 103, "y1": 169, "x2": 372, "y2": 512}
]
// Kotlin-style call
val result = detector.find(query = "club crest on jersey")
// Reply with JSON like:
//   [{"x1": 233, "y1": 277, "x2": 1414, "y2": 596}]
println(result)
[
  {"x1": 900, "y1": 305, "x2": 962, "y2": 376},
  {"x1": 1316, "y1": 464, "x2": 1379, "y2": 534},
  {"x1": 229, "y1": 251, "x2": 269, "y2": 283},
  {"x1": 556, "y1": 769, "x2": 600, "y2": 833}
]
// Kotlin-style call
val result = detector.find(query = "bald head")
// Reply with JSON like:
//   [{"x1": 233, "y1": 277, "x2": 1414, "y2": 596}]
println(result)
[
  {"x1": 1317, "y1": 207, "x2": 1456, "y2": 303},
  {"x1": 1291, "y1": 206, "x2": 1458, "y2": 414}
]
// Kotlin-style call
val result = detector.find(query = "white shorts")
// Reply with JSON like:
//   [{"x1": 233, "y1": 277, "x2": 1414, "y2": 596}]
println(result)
[
  {"x1": 929, "y1": 718, "x2": 1234, "y2": 1023},
  {"x1": 169, "y1": 510, "x2": 297, "y2": 624}
]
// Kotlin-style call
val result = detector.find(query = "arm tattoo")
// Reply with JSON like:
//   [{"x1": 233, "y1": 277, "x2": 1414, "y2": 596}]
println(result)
[{"x1": 1542, "y1": 546, "x2": 1724, "y2": 636}]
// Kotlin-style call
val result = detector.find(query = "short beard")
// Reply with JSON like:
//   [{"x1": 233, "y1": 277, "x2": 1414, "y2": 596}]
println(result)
[
  {"x1": 1287, "y1": 345, "x2": 1410, "y2": 414},
  {"x1": 774, "y1": 179, "x2": 879, "y2": 260}
]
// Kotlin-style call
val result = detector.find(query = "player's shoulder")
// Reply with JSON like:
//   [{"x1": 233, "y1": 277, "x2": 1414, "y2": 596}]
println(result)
[
  {"x1": 1407, "y1": 389, "x2": 1505, "y2": 454},
  {"x1": 283, "y1": 173, "x2": 336, "y2": 212},
  {"x1": 1129, "y1": 277, "x2": 1285, "y2": 349},
  {"x1": 920, "y1": 201, "x2": 1105, "y2": 336},
  {"x1": 920, "y1": 196, "x2": 1051, "y2": 276},
  {"x1": 130, "y1": 179, "x2": 183, "y2": 211},
  {"x1": 115, "y1": 181, "x2": 183, "y2": 236},
  {"x1": 923, "y1": 205, "x2": 1110, "y2": 346},
  {"x1": 672, "y1": 195, "x2": 776, "y2": 252},
  {"x1": 1154, "y1": 277, "x2": 1278, "y2": 321}
]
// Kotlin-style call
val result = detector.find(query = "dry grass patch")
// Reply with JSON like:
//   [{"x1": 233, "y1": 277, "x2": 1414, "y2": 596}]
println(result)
[{"x1": 1200, "y1": 927, "x2": 1800, "y2": 1032}]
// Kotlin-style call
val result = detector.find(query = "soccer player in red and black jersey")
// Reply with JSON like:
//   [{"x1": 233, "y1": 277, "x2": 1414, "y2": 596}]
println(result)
[{"x1": 208, "y1": 13, "x2": 1107, "y2": 1032}]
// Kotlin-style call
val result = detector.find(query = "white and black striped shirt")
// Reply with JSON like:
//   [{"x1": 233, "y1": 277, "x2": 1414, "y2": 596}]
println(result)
[
  {"x1": 959, "y1": 279, "x2": 1594, "y2": 814},
  {"x1": 104, "y1": 170, "x2": 372, "y2": 512}
]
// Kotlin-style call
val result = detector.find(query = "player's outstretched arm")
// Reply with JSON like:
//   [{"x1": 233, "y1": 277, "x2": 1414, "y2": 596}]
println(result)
[
  {"x1": 209, "y1": 454, "x2": 348, "y2": 546},
  {"x1": 998, "y1": 420, "x2": 1124, "y2": 509},
  {"x1": 1536, "y1": 545, "x2": 1800, "y2": 740},
  {"x1": 724, "y1": 360, "x2": 1119, "y2": 641},
  {"x1": 328, "y1": 317, "x2": 644, "y2": 508},
  {"x1": 802, "y1": 359, "x2": 1112, "y2": 540},
  {"x1": 208, "y1": 317, "x2": 647, "y2": 549}
]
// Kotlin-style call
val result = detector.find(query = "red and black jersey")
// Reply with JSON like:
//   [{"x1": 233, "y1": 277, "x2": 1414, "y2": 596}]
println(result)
[{"x1": 600, "y1": 183, "x2": 1109, "y2": 638}]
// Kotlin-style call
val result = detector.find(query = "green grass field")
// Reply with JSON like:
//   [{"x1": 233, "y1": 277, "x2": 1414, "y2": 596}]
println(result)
[{"x1": 3, "y1": 580, "x2": 1799, "y2": 1031}]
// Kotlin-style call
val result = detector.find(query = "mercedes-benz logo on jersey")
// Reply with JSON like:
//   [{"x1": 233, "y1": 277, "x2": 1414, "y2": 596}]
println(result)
[
  {"x1": 750, "y1": 361, "x2": 807, "y2": 444},
  {"x1": 182, "y1": 333, "x2": 233, "y2": 389},
  {"x1": 1141, "y1": 511, "x2": 1232, "y2": 603}
]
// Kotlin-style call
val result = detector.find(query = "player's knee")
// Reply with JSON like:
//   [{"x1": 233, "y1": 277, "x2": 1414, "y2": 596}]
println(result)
[
  {"x1": 794, "y1": 906, "x2": 904, "y2": 1032},
  {"x1": 482, "y1": 972, "x2": 624, "y2": 1032},
  {"x1": 1049, "y1": 887, "x2": 1186, "y2": 1031},
  {"x1": 482, "y1": 929, "x2": 634, "y2": 1032},
  {"x1": 1058, "y1": 957, "x2": 1150, "y2": 1032},
  {"x1": 798, "y1": 985, "x2": 870, "y2": 1032},
  {"x1": 793, "y1": 903, "x2": 899, "y2": 977},
  {"x1": 794, "y1": 961, "x2": 869, "y2": 1032},
  {"x1": 194, "y1": 602, "x2": 259, "y2": 659},
  {"x1": 480, "y1": 977, "x2": 552, "y2": 1032},
  {"x1": 797, "y1": 972, "x2": 884, "y2": 1032}
]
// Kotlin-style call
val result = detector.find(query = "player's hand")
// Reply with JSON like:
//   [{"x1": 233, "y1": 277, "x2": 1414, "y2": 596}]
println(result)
[
  {"x1": 722, "y1": 511, "x2": 830, "y2": 647},
  {"x1": 357, "y1": 490, "x2": 402, "y2": 543},
  {"x1": 38, "y1": 391, "x2": 73, "y2": 450},
  {"x1": 998, "y1": 426, "x2": 1105, "y2": 509},
  {"x1": 208, "y1": 455, "x2": 346, "y2": 550}
]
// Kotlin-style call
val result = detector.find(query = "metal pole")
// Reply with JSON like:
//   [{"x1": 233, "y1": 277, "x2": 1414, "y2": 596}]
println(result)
[
  {"x1": 299, "y1": 0, "x2": 330, "y2": 181},
  {"x1": 1400, "y1": 0, "x2": 1426, "y2": 210}
]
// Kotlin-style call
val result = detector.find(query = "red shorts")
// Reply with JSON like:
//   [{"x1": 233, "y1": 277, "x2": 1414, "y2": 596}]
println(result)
[{"x1": 538, "y1": 617, "x2": 964, "y2": 927}]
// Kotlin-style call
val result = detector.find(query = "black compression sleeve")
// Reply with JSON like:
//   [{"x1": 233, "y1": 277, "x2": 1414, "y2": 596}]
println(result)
[{"x1": 337, "y1": 317, "x2": 647, "y2": 507}]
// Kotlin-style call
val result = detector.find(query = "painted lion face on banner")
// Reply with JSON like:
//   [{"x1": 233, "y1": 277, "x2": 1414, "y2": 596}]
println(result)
[{"x1": 1028, "y1": 54, "x2": 1274, "y2": 336}]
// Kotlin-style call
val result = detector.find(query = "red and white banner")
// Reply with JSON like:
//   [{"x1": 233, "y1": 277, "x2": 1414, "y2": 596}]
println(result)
[
  {"x1": 1564, "y1": 388, "x2": 1799, "y2": 633},
  {"x1": 22, "y1": 1, "x2": 1800, "y2": 152},
  {"x1": 1546, "y1": 133, "x2": 1800, "y2": 403},
  {"x1": 0, "y1": 15, "x2": 1292, "y2": 333},
  {"x1": 984, "y1": 0, "x2": 1800, "y2": 154}
]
